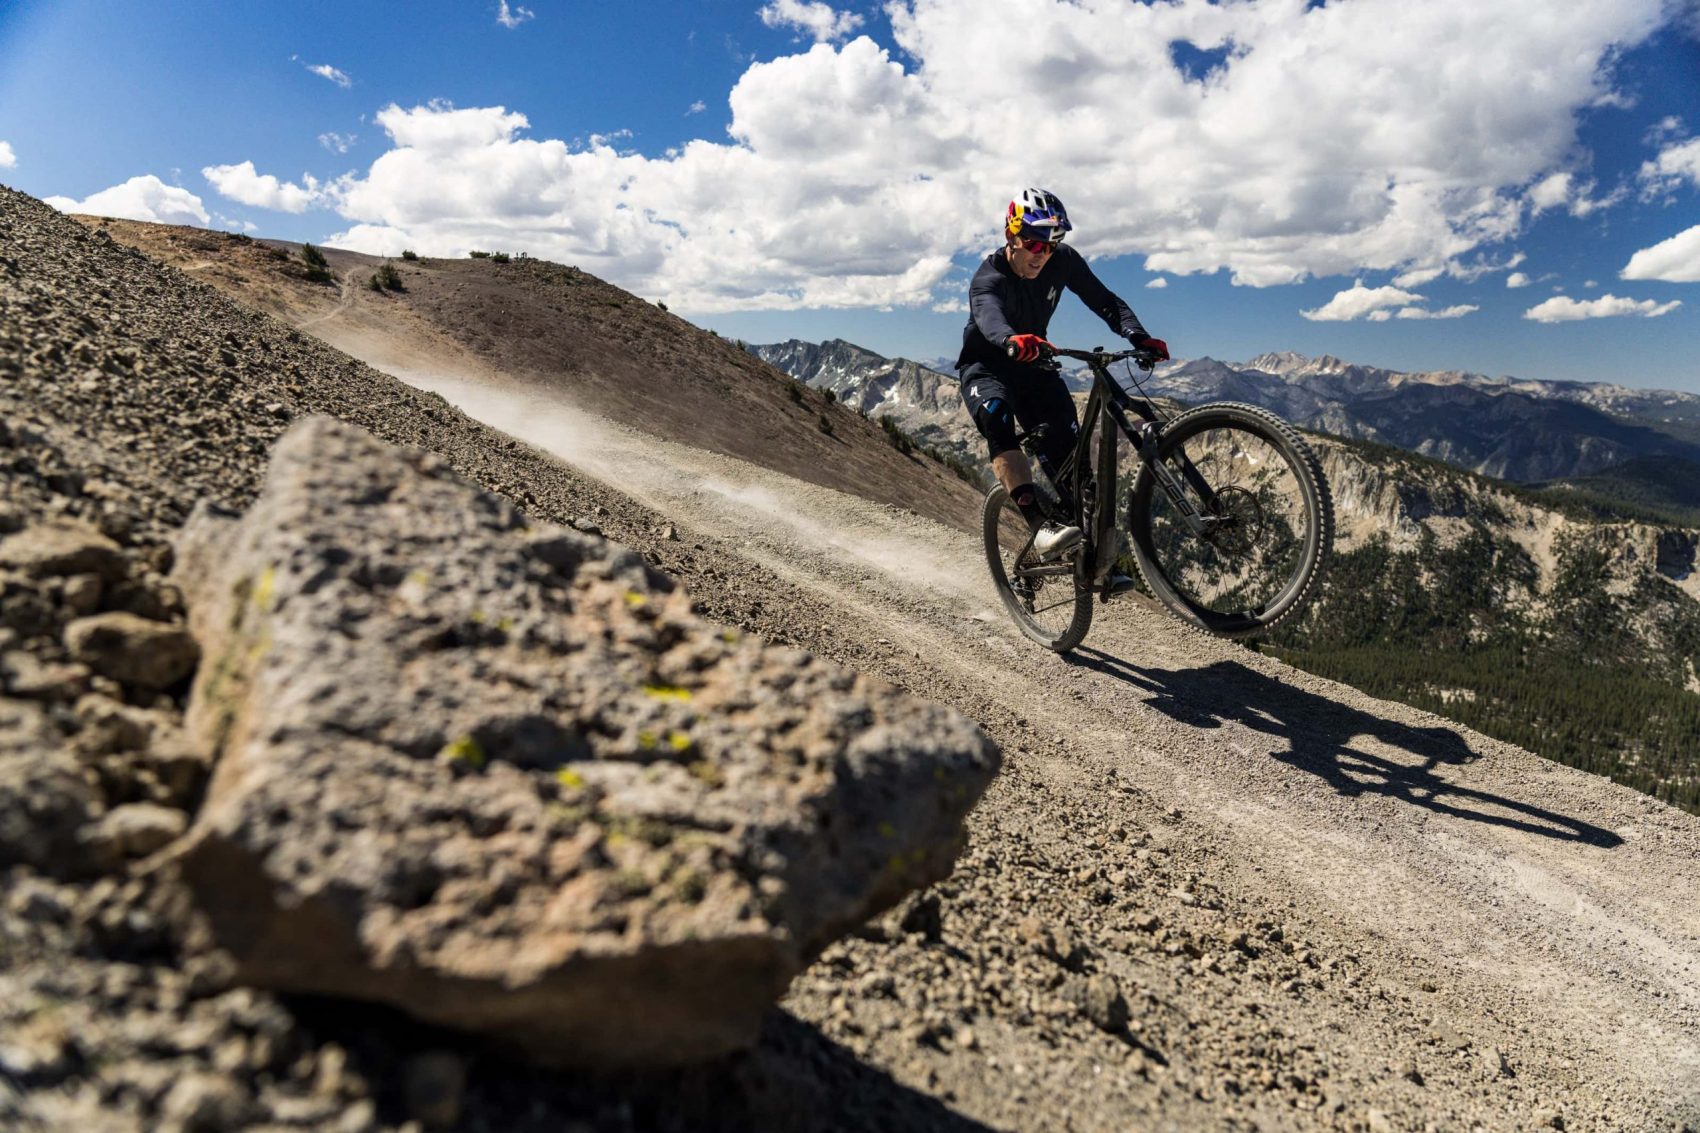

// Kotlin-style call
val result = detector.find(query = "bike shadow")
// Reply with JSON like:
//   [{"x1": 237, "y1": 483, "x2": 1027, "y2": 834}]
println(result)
[{"x1": 1065, "y1": 647, "x2": 1623, "y2": 848}]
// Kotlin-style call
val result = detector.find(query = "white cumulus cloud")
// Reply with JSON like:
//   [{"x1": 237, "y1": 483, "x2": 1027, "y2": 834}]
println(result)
[
  {"x1": 1146, "y1": 277, "x2": 1168, "y2": 289},
  {"x1": 1395, "y1": 304, "x2": 1479, "y2": 320},
  {"x1": 1300, "y1": 282, "x2": 1425, "y2": 322},
  {"x1": 43, "y1": 175, "x2": 210, "y2": 226},
  {"x1": 1506, "y1": 271, "x2": 1530, "y2": 288},
  {"x1": 1526, "y1": 171, "x2": 1623, "y2": 217},
  {"x1": 0, "y1": 141, "x2": 15, "y2": 169},
  {"x1": 496, "y1": 1, "x2": 534, "y2": 29},
  {"x1": 203, "y1": 161, "x2": 321, "y2": 213},
  {"x1": 294, "y1": 56, "x2": 352, "y2": 88},
  {"x1": 1639, "y1": 136, "x2": 1700, "y2": 196},
  {"x1": 1523, "y1": 294, "x2": 1682, "y2": 322},
  {"x1": 759, "y1": 0, "x2": 864, "y2": 42},
  {"x1": 1393, "y1": 266, "x2": 1445, "y2": 287},
  {"x1": 299, "y1": 0, "x2": 1673, "y2": 312},
  {"x1": 1621, "y1": 224, "x2": 1700, "y2": 282},
  {"x1": 319, "y1": 132, "x2": 356, "y2": 153}
]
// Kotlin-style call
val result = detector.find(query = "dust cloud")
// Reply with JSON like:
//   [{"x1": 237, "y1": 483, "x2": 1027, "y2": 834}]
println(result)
[{"x1": 375, "y1": 366, "x2": 986, "y2": 605}]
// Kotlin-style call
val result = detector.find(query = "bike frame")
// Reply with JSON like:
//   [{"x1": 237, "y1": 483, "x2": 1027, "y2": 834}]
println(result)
[{"x1": 1019, "y1": 348, "x2": 1227, "y2": 592}]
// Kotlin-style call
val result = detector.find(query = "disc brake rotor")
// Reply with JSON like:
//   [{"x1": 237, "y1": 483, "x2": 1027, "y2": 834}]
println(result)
[{"x1": 1203, "y1": 485, "x2": 1263, "y2": 555}]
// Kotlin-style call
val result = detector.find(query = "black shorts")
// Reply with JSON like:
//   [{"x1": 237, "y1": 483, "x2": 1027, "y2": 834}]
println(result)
[{"x1": 958, "y1": 364, "x2": 1079, "y2": 469}]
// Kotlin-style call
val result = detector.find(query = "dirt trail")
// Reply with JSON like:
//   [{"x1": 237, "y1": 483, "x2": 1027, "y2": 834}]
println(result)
[{"x1": 299, "y1": 316, "x2": 1700, "y2": 1128}]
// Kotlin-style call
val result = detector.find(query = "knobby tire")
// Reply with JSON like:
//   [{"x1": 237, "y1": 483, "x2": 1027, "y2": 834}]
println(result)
[
  {"x1": 982, "y1": 485, "x2": 1093, "y2": 652},
  {"x1": 1127, "y1": 402, "x2": 1332, "y2": 638}
]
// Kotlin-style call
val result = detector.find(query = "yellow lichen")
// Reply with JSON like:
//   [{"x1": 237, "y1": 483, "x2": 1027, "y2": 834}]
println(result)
[
  {"x1": 667, "y1": 731, "x2": 692, "y2": 752},
  {"x1": 253, "y1": 566, "x2": 277, "y2": 612},
  {"x1": 555, "y1": 767, "x2": 585, "y2": 790},
  {"x1": 437, "y1": 735, "x2": 486, "y2": 771},
  {"x1": 642, "y1": 684, "x2": 692, "y2": 702}
]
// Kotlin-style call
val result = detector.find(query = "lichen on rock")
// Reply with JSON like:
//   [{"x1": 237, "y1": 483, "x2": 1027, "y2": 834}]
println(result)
[{"x1": 170, "y1": 416, "x2": 999, "y2": 1067}]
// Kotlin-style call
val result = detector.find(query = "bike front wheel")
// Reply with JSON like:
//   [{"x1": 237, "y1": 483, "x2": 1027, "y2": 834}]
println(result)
[
  {"x1": 983, "y1": 486, "x2": 1093, "y2": 652},
  {"x1": 1127, "y1": 402, "x2": 1332, "y2": 637}
]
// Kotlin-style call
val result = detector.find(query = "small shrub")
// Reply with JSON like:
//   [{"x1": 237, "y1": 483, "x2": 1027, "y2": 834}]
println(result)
[
  {"x1": 822, "y1": 388, "x2": 836, "y2": 404},
  {"x1": 469, "y1": 250, "x2": 491, "y2": 259},
  {"x1": 490, "y1": 251, "x2": 511, "y2": 264},
  {"x1": 401, "y1": 249, "x2": 419, "y2": 261},
  {"x1": 301, "y1": 242, "x2": 331, "y2": 283},
  {"x1": 787, "y1": 383, "x2": 804, "y2": 405},
  {"x1": 817, "y1": 413, "x2": 834, "y2": 436},
  {"x1": 656, "y1": 300, "x2": 668, "y2": 311},
  {"x1": 367, "y1": 274, "x2": 383, "y2": 291},
  {"x1": 878, "y1": 415, "x2": 915, "y2": 456},
  {"x1": 372, "y1": 262, "x2": 403, "y2": 291}
]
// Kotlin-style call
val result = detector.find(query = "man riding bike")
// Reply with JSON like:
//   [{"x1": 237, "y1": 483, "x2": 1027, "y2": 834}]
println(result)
[{"x1": 956, "y1": 188, "x2": 1170, "y2": 588}]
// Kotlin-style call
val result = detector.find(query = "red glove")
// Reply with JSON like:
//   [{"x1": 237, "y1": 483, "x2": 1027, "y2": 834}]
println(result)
[
  {"x1": 1007, "y1": 334, "x2": 1051, "y2": 363},
  {"x1": 1131, "y1": 334, "x2": 1170, "y2": 361}
]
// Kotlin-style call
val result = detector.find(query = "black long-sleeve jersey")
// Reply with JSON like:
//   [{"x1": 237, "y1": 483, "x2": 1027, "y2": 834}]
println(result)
[{"x1": 955, "y1": 243, "x2": 1147, "y2": 373}]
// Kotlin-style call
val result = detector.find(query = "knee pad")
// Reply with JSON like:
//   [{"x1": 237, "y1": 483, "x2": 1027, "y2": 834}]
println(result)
[{"x1": 975, "y1": 397, "x2": 1019, "y2": 456}]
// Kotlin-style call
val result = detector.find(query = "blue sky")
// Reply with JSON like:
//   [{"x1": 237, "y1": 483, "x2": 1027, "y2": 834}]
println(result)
[{"x1": 3, "y1": 0, "x2": 1698, "y2": 391}]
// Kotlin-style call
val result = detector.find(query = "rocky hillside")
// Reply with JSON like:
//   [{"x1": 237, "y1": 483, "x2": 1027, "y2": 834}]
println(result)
[
  {"x1": 80, "y1": 219, "x2": 989, "y2": 536},
  {"x1": 1274, "y1": 434, "x2": 1700, "y2": 810},
  {"x1": 0, "y1": 185, "x2": 1001, "y2": 1128},
  {"x1": 11, "y1": 186, "x2": 1700, "y2": 1129}
]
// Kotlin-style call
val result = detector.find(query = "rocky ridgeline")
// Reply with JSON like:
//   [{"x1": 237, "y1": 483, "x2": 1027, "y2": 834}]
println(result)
[{"x1": 0, "y1": 184, "x2": 996, "y2": 1128}]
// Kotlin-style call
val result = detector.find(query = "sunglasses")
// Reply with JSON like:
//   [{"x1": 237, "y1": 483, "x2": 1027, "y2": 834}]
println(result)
[{"x1": 1014, "y1": 236, "x2": 1061, "y2": 255}]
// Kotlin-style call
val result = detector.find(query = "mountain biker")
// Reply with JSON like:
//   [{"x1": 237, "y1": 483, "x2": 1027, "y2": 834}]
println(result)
[{"x1": 956, "y1": 188, "x2": 1169, "y2": 582}]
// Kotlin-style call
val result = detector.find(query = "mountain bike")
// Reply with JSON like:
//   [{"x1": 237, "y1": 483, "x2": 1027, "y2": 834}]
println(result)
[{"x1": 983, "y1": 344, "x2": 1332, "y2": 652}]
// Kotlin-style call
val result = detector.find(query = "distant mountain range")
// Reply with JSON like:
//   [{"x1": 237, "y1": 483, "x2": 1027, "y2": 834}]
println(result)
[
  {"x1": 747, "y1": 339, "x2": 989, "y2": 482},
  {"x1": 751, "y1": 339, "x2": 1700, "y2": 513},
  {"x1": 1154, "y1": 352, "x2": 1700, "y2": 483}
]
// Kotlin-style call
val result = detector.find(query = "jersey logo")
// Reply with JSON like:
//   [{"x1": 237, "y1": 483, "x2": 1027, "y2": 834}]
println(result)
[{"x1": 1047, "y1": 287, "x2": 1059, "y2": 303}]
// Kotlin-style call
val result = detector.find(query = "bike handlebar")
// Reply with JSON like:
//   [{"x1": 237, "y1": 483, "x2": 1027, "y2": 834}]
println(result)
[{"x1": 1006, "y1": 342, "x2": 1160, "y2": 371}]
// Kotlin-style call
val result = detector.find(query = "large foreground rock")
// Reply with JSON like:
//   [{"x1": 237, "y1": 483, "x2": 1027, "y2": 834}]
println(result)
[{"x1": 170, "y1": 416, "x2": 998, "y2": 1067}]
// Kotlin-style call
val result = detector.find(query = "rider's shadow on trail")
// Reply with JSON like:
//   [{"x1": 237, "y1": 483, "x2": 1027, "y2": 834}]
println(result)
[{"x1": 1067, "y1": 647, "x2": 1622, "y2": 848}]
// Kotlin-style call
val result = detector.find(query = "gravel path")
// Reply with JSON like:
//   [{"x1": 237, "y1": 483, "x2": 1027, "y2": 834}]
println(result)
[
  {"x1": 6, "y1": 188, "x2": 1697, "y2": 1131},
  {"x1": 359, "y1": 365, "x2": 1700, "y2": 1131}
]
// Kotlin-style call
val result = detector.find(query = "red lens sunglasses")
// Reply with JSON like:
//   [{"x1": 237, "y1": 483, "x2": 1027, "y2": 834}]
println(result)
[{"x1": 1015, "y1": 235, "x2": 1061, "y2": 255}]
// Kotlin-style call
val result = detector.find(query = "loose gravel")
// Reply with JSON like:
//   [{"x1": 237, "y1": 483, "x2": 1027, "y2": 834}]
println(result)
[{"x1": 4, "y1": 185, "x2": 1699, "y2": 1131}]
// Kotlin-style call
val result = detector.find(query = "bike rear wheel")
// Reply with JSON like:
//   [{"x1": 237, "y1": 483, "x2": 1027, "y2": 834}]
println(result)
[
  {"x1": 983, "y1": 486, "x2": 1093, "y2": 652},
  {"x1": 1127, "y1": 402, "x2": 1331, "y2": 637}
]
